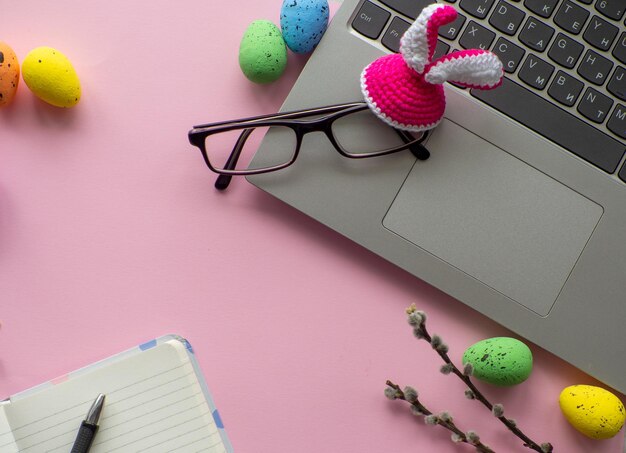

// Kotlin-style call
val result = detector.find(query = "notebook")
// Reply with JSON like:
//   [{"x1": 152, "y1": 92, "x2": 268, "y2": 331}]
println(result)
[
  {"x1": 0, "y1": 335, "x2": 232, "y2": 453},
  {"x1": 248, "y1": 0, "x2": 626, "y2": 391}
]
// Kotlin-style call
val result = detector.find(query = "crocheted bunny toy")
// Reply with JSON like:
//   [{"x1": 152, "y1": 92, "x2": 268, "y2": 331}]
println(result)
[{"x1": 361, "y1": 3, "x2": 503, "y2": 132}]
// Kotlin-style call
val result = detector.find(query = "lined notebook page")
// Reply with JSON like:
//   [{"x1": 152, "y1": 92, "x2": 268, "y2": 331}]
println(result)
[
  {"x1": 1, "y1": 340, "x2": 226, "y2": 453},
  {"x1": 0, "y1": 406, "x2": 18, "y2": 451}
]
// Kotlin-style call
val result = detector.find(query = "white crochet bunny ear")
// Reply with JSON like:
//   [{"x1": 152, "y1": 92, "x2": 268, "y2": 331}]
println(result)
[
  {"x1": 400, "y1": 4, "x2": 457, "y2": 74},
  {"x1": 399, "y1": 3, "x2": 503, "y2": 87},
  {"x1": 425, "y1": 49, "x2": 504, "y2": 88}
]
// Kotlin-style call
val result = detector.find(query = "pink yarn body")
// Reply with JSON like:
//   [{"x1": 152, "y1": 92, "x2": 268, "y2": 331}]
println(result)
[{"x1": 361, "y1": 54, "x2": 445, "y2": 131}]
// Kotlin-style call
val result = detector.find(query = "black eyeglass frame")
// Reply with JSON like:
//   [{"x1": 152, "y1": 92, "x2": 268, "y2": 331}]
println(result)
[{"x1": 188, "y1": 102, "x2": 430, "y2": 190}]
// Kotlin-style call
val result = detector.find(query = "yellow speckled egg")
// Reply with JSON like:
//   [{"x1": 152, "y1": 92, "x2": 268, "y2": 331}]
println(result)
[
  {"x1": 22, "y1": 47, "x2": 80, "y2": 108},
  {"x1": 559, "y1": 385, "x2": 625, "y2": 439},
  {"x1": 0, "y1": 42, "x2": 20, "y2": 107}
]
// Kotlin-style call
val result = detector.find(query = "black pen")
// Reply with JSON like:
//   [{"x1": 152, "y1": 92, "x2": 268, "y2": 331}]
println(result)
[{"x1": 70, "y1": 393, "x2": 105, "y2": 453}]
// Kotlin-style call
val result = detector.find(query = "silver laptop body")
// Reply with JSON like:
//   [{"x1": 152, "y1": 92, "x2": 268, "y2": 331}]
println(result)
[{"x1": 248, "y1": 0, "x2": 626, "y2": 392}]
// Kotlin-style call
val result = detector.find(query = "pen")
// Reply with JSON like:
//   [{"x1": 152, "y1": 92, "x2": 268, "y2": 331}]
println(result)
[{"x1": 70, "y1": 393, "x2": 105, "y2": 453}]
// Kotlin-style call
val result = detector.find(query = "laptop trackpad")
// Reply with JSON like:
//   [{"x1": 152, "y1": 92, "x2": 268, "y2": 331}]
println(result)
[{"x1": 383, "y1": 119, "x2": 603, "y2": 316}]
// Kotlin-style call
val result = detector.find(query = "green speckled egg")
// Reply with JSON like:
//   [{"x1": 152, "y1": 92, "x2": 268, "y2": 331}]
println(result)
[
  {"x1": 239, "y1": 20, "x2": 287, "y2": 84},
  {"x1": 462, "y1": 337, "x2": 532, "y2": 386},
  {"x1": 559, "y1": 385, "x2": 625, "y2": 439}
]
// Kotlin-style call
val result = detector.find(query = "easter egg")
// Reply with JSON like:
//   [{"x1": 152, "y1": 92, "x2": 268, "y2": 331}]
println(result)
[
  {"x1": 559, "y1": 385, "x2": 625, "y2": 439},
  {"x1": 22, "y1": 47, "x2": 81, "y2": 108},
  {"x1": 280, "y1": 0, "x2": 329, "y2": 54},
  {"x1": 239, "y1": 20, "x2": 287, "y2": 84},
  {"x1": 0, "y1": 42, "x2": 20, "y2": 107},
  {"x1": 462, "y1": 337, "x2": 532, "y2": 386}
]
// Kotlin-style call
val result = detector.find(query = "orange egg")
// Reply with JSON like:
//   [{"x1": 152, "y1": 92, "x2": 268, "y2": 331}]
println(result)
[{"x1": 0, "y1": 42, "x2": 20, "y2": 107}]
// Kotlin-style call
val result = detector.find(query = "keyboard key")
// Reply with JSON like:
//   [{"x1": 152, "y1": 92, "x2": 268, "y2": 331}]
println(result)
[
  {"x1": 578, "y1": 87, "x2": 613, "y2": 122},
  {"x1": 607, "y1": 66, "x2": 626, "y2": 101},
  {"x1": 548, "y1": 70, "x2": 585, "y2": 106},
  {"x1": 352, "y1": 1, "x2": 390, "y2": 39},
  {"x1": 620, "y1": 163, "x2": 626, "y2": 182},
  {"x1": 519, "y1": 54, "x2": 554, "y2": 89},
  {"x1": 459, "y1": 20, "x2": 496, "y2": 49},
  {"x1": 613, "y1": 32, "x2": 626, "y2": 64},
  {"x1": 554, "y1": 1, "x2": 590, "y2": 35},
  {"x1": 439, "y1": 12, "x2": 467, "y2": 40},
  {"x1": 583, "y1": 15, "x2": 619, "y2": 51},
  {"x1": 595, "y1": 0, "x2": 625, "y2": 20},
  {"x1": 548, "y1": 33, "x2": 584, "y2": 68},
  {"x1": 608, "y1": 104, "x2": 626, "y2": 139},
  {"x1": 471, "y1": 78, "x2": 626, "y2": 173},
  {"x1": 519, "y1": 16, "x2": 555, "y2": 52},
  {"x1": 433, "y1": 40, "x2": 451, "y2": 60},
  {"x1": 382, "y1": 16, "x2": 411, "y2": 52},
  {"x1": 492, "y1": 37, "x2": 525, "y2": 72},
  {"x1": 378, "y1": 0, "x2": 431, "y2": 19},
  {"x1": 459, "y1": 0, "x2": 496, "y2": 19},
  {"x1": 577, "y1": 0, "x2": 593, "y2": 4},
  {"x1": 524, "y1": 0, "x2": 559, "y2": 18},
  {"x1": 489, "y1": 1, "x2": 526, "y2": 35},
  {"x1": 578, "y1": 49, "x2": 613, "y2": 85}
]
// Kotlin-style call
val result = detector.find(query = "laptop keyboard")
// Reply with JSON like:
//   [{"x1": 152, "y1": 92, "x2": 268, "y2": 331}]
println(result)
[{"x1": 351, "y1": 0, "x2": 626, "y2": 182}]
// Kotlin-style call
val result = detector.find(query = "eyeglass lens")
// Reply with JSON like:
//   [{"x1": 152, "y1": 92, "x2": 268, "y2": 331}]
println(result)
[
  {"x1": 331, "y1": 109, "x2": 416, "y2": 154},
  {"x1": 204, "y1": 125, "x2": 298, "y2": 172}
]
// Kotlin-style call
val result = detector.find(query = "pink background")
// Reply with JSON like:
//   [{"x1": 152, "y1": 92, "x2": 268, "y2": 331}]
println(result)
[{"x1": 0, "y1": 1, "x2": 624, "y2": 452}]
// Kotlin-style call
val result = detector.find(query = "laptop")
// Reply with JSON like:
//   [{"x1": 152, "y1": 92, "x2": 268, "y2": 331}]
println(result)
[{"x1": 247, "y1": 0, "x2": 626, "y2": 392}]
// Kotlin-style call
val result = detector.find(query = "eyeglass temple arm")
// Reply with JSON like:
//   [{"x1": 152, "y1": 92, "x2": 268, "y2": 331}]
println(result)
[
  {"x1": 193, "y1": 102, "x2": 365, "y2": 130},
  {"x1": 395, "y1": 129, "x2": 430, "y2": 160},
  {"x1": 214, "y1": 128, "x2": 254, "y2": 190}
]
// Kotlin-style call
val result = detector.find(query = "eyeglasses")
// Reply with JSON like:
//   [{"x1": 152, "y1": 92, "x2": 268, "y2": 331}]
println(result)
[{"x1": 188, "y1": 102, "x2": 430, "y2": 190}]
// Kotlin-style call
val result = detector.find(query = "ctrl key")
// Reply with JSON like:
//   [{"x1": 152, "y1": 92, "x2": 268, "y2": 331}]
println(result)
[{"x1": 352, "y1": 1, "x2": 391, "y2": 39}]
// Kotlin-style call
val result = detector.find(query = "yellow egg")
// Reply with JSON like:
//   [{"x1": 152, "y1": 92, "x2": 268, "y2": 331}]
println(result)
[
  {"x1": 22, "y1": 46, "x2": 80, "y2": 108},
  {"x1": 559, "y1": 385, "x2": 625, "y2": 439},
  {"x1": 0, "y1": 42, "x2": 20, "y2": 107}
]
